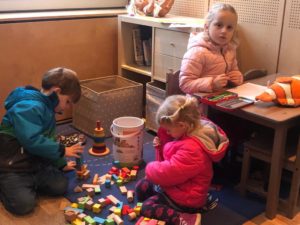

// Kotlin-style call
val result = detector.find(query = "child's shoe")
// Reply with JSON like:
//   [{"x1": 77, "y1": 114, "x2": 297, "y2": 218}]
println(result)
[
  {"x1": 179, "y1": 212, "x2": 201, "y2": 225},
  {"x1": 200, "y1": 193, "x2": 218, "y2": 213}
]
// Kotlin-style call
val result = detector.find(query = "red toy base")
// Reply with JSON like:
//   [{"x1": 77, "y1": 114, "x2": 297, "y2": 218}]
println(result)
[{"x1": 88, "y1": 147, "x2": 110, "y2": 156}]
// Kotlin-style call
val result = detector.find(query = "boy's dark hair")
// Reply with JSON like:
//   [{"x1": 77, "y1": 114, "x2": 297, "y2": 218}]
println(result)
[{"x1": 42, "y1": 67, "x2": 81, "y2": 103}]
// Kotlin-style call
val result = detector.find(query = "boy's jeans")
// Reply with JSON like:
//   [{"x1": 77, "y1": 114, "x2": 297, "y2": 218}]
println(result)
[{"x1": 0, "y1": 164, "x2": 68, "y2": 215}]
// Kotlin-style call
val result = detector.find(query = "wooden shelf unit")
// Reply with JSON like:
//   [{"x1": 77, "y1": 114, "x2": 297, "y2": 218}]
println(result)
[{"x1": 118, "y1": 14, "x2": 203, "y2": 83}]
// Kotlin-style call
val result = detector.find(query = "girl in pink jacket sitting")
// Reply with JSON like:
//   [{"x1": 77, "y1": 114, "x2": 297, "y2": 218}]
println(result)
[
  {"x1": 179, "y1": 3, "x2": 243, "y2": 93},
  {"x1": 135, "y1": 95, "x2": 229, "y2": 225},
  {"x1": 180, "y1": 3, "x2": 251, "y2": 167}
]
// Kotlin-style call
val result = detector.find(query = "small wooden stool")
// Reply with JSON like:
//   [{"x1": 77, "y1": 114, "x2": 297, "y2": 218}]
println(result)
[{"x1": 239, "y1": 134, "x2": 300, "y2": 218}]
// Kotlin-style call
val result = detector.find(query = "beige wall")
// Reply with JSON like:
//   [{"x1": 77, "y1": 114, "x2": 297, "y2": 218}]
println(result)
[{"x1": 0, "y1": 17, "x2": 118, "y2": 120}]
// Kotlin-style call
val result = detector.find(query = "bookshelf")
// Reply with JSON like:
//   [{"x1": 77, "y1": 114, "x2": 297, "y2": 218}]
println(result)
[{"x1": 118, "y1": 14, "x2": 204, "y2": 83}]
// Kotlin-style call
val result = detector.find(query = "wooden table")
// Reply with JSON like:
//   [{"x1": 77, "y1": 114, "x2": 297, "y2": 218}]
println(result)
[{"x1": 195, "y1": 74, "x2": 300, "y2": 219}]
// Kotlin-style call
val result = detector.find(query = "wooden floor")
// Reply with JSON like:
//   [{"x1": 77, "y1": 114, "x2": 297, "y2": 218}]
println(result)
[
  {"x1": 1, "y1": 197, "x2": 300, "y2": 225},
  {"x1": 0, "y1": 197, "x2": 69, "y2": 225}
]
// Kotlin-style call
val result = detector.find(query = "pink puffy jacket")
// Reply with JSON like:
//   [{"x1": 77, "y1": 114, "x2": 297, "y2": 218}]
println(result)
[
  {"x1": 146, "y1": 119, "x2": 229, "y2": 208},
  {"x1": 179, "y1": 32, "x2": 243, "y2": 93}
]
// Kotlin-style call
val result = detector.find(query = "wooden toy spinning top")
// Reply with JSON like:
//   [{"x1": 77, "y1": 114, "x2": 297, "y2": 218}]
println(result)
[{"x1": 88, "y1": 120, "x2": 110, "y2": 156}]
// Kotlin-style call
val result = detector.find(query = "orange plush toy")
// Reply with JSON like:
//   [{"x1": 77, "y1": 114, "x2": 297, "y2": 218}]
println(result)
[{"x1": 255, "y1": 75, "x2": 300, "y2": 107}]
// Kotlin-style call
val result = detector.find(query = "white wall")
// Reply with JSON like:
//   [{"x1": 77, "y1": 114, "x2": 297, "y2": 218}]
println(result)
[{"x1": 277, "y1": 0, "x2": 300, "y2": 74}]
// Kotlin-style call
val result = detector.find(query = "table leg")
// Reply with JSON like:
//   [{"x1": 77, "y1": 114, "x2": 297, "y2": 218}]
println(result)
[{"x1": 265, "y1": 126, "x2": 287, "y2": 219}]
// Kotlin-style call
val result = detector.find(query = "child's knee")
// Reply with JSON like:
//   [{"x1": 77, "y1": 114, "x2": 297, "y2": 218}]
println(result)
[
  {"x1": 135, "y1": 178, "x2": 154, "y2": 201},
  {"x1": 7, "y1": 194, "x2": 36, "y2": 215},
  {"x1": 46, "y1": 177, "x2": 68, "y2": 196},
  {"x1": 140, "y1": 203, "x2": 156, "y2": 218},
  {"x1": 13, "y1": 202, "x2": 35, "y2": 215},
  {"x1": 137, "y1": 178, "x2": 154, "y2": 190}
]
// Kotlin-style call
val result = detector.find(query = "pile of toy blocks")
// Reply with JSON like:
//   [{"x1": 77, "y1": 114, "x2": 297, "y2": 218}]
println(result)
[
  {"x1": 64, "y1": 196, "x2": 143, "y2": 225},
  {"x1": 64, "y1": 160, "x2": 165, "y2": 225}
]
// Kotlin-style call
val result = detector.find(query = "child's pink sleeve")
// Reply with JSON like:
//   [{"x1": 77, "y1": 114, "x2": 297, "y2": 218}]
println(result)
[
  {"x1": 155, "y1": 127, "x2": 173, "y2": 161},
  {"x1": 179, "y1": 49, "x2": 214, "y2": 93}
]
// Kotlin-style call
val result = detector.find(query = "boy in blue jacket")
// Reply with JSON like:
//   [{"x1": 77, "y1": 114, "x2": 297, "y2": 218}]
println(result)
[{"x1": 0, "y1": 67, "x2": 83, "y2": 215}]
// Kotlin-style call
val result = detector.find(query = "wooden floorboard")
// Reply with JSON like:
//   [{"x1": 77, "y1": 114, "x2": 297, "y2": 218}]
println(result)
[
  {"x1": 244, "y1": 213, "x2": 300, "y2": 225},
  {"x1": 1, "y1": 197, "x2": 300, "y2": 225},
  {"x1": 0, "y1": 197, "x2": 69, "y2": 225}
]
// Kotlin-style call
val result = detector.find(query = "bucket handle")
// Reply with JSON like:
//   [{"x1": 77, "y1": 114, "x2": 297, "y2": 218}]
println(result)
[{"x1": 110, "y1": 125, "x2": 143, "y2": 138}]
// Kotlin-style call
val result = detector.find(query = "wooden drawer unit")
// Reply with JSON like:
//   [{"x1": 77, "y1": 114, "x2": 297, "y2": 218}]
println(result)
[
  {"x1": 153, "y1": 53, "x2": 183, "y2": 82},
  {"x1": 154, "y1": 28, "x2": 189, "y2": 57},
  {"x1": 153, "y1": 28, "x2": 189, "y2": 82}
]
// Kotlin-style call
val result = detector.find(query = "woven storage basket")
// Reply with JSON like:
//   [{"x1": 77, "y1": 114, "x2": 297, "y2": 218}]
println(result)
[
  {"x1": 146, "y1": 81, "x2": 166, "y2": 132},
  {"x1": 73, "y1": 76, "x2": 143, "y2": 137}
]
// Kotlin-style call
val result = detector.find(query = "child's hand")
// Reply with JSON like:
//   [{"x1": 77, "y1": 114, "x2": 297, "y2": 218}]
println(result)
[
  {"x1": 227, "y1": 71, "x2": 243, "y2": 86},
  {"x1": 63, "y1": 161, "x2": 76, "y2": 171},
  {"x1": 212, "y1": 74, "x2": 229, "y2": 90},
  {"x1": 153, "y1": 136, "x2": 161, "y2": 147},
  {"x1": 65, "y1": 143, "x2": 84, "y2": 158}
]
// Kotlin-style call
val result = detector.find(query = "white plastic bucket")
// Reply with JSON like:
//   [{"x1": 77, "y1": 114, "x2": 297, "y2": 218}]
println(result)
[{"x1": 110, "y1": 117, "x2": 144, "y2": 167}]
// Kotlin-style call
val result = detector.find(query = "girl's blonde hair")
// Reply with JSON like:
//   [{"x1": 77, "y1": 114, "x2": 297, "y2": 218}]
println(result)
[
  {"x1": 203, "y1": 3, "x2": 239, "y2": 47},
  {"x1": 156, "y1": 95, "x2": 200, "y2": 129}
]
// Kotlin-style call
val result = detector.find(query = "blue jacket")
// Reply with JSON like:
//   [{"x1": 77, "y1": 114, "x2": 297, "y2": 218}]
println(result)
[{"x1": 0, "y1": 86, "x2": 66, "y2": 171}]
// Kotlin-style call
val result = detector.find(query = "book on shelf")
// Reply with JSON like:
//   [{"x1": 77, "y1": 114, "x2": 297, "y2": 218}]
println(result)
[
  {"x1": 142, "y1": 38, "x2": 152, "y2": 66},
  {"x1": 132, "y1": 28, "x2": 144, "y2": 66}
]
